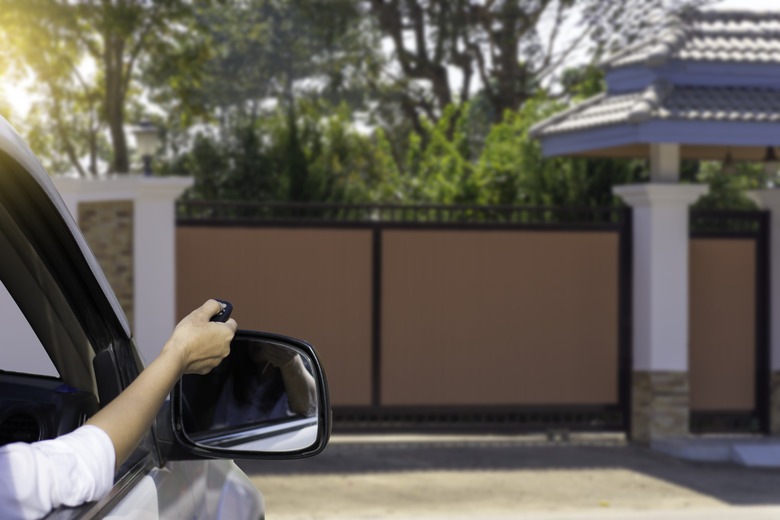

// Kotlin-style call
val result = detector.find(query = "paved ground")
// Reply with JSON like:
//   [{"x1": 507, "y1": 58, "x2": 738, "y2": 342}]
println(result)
[{"x1": 237, "y1": 433, "x2": 780, "y2": 520}]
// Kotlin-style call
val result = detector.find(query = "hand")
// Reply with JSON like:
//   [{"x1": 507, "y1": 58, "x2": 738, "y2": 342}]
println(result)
[
  {"x1": 88, "y1": 300, "x2": 237, "y2": 467},
  {"x1": 163, "y1": 299, "x2": 237, "y2": 376},
  {"x1": 261, "y1": 344, "x2": 298, "y2": 368}
]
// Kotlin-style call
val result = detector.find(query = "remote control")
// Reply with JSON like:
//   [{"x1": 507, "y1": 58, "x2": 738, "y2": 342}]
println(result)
[{"x1": 210, "y1": 299, "x2": 233, "y2": 322}]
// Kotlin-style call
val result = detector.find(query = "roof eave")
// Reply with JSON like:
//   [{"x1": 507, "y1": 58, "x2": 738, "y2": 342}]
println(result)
[{"x1": 537, "y1": 118, "x2": 780, "y2": 158}]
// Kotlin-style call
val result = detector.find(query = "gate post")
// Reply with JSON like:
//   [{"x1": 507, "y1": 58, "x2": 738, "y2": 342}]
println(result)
[
  {"x1": 614, "y1": 184, "x2": 708, "y2": 444},
  {"x1": 747, "y1": 190, "x2": 780, "y2": 434}
]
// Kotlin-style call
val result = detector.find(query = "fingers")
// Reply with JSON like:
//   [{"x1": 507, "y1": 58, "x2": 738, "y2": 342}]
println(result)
[
  {"x1": 188, "y1": 306, "x2": 235, "y2": 375},
  {"x1": 223, "y1": 317, "x2": 238, "y2": 334},
  {"x1": 196, "y1": 299, "x2": 224, "y2": 320}
]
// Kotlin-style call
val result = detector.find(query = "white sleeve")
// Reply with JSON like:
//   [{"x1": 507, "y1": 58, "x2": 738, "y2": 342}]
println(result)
[{"x1": 0, "y1": 425, "x2": 116, "y2": 520}]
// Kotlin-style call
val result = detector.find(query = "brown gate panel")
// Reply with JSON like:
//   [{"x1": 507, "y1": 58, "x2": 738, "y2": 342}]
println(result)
[
  {"x1": 690, "y1": 239, "x2": 756, "y2": 411},
  {"x1": 176, "y1": 227, "x2": 373, "y2": 406},
  {"x1": 380, "y1": 230, "x2": 620, "y2": 406}
]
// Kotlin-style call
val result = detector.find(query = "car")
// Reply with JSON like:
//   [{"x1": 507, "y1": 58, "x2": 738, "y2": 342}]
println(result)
[{"x1": 0, "y1": 115, "x2": 331, "y2": 519}]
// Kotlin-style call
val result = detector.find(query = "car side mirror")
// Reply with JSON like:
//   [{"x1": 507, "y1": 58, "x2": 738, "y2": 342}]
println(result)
[{"x1": 171, "y1": 330, "x2": 330, "y2": 459}]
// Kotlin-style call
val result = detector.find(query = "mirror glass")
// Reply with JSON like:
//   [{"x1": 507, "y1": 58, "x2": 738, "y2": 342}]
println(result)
[{"x1": 180, "y1": 336, "x2": 320, "y2": 453}]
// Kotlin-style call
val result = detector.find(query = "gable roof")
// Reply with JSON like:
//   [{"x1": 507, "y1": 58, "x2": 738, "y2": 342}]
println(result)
[
  {"x1": 602, "y1": 9, "x2": 780, "y2": 70},
  {"x1": 532, "y1": 9, "x2": 780, "y2": 158},
  {"x1": 530, "y1": 81, "x2": 780, "y2": 138}
]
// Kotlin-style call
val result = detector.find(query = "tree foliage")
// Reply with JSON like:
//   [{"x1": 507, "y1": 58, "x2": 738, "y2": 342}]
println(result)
[
  {"x1": 359, "y1": 92, "x2": 646, "y2": 207},
  {"x1": 146, "y1": 0, "x2": 381, "y2": 135},
  {"x1": 165, "y1": 100, "x2": 384, "y2": 203},
  {"x1": 363, "y1": 0, "x2": 714, "y2": 130},
  {"x1": 692, "y1": 161, "x2": 762, "y2": 211},
  {"x1": 0, "y1": 0, "x2": 760, "y2": 212},
  {"x1": 0, "y1": 0, "x2": 203, "y2": 175}
]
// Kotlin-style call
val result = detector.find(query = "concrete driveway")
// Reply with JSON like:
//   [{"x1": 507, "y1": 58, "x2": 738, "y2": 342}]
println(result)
[{"x1": 237, "y1": 433, "x2": 780, "y2": 520}]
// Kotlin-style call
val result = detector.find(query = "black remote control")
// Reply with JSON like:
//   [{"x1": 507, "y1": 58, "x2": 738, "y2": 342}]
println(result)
[{"x1": 210, "y1": 299, "x2": 233, "y2": 322}]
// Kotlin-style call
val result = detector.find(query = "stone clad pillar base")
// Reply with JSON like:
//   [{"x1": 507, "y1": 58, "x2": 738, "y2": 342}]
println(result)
[
  {"x1": 632, "y1": 371, "x2": 689, "y2": 444},
  {"x1": 770, "y1": 372, "x2": 780, "y2": 435}
]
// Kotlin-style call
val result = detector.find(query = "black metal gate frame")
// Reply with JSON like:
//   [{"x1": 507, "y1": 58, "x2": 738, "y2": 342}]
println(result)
[
  {"x1": 178, "y1": 202, "x2": 634, "y2": 433},
  {"x1": 689, "y1": 209, "x2": 771, "y2": 435}
]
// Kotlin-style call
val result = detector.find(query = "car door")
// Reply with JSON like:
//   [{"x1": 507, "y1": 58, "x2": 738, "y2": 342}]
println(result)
[
  {"x1": 0, "y1": 115, "x2": 329, "y2": 520},
  {"x1": 0, "y1": 115, "x2": 216, "y2": 519}
]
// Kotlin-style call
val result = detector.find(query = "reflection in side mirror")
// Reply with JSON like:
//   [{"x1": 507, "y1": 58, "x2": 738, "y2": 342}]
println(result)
[{"x1": 174, "y1": 331, "x2": 330, "y2": 458}]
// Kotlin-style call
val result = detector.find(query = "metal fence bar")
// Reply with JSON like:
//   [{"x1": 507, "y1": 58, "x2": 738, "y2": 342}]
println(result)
[
  {"x1": 690, "y1": 209, "x2": 769, "y2": 236},
  {"x1": 177, "y1": 202, "x2": 767, "y2": 234},
  {"x1": 688, "y1": 208, "x2": 770, "y2": 435},
  {"x1": 176, "y1": 201, "x2": 629, "y2": 226}
]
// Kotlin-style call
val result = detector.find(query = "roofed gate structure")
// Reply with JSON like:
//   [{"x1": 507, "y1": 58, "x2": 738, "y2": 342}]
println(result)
[{"x1": 532, "y1": 9, "x2": 780, "y2": 447}]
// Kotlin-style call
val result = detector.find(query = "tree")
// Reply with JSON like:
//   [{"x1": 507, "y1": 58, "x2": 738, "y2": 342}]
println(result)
[
  {"x1": 149, "y1": 0, "x2": 387, "y2": 203},
  {"x1": 0, "y1": 0, "x2": 202, "y2": 175},
  {"x1": 691, "y1": 161, "x2": 762, "y2": 211},
  {"x1": 359, "y1": 79, "x2": 648, "y2": 209},
  {"x1": 166, "y1": 99, "x2": 383, "y2": 204},
  {"x1": 146, "y1": 0, "x2": 382, "y2": 139},
  {"x1": 364, "y1": 0, "x2": 714, "y2": 129},
  {"x1": 362, "y1": 104, "x2": 482, "y2": 204}
]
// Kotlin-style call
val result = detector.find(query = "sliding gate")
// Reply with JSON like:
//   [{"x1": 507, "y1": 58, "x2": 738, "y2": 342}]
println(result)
[{"x1": 176, "y1": 203, "x2": 632, "y2": 433}]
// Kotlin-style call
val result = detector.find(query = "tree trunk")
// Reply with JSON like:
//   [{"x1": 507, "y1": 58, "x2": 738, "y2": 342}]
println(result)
[
  {"x1": 105, "y1": 35, "x2": 129, "y2": 173},
  {"x1": 89, "y1": 127, "x2": 98, "y2": 176},
  {"x1": 492, "y1": 1, "x2": 522, "y2": 122}
]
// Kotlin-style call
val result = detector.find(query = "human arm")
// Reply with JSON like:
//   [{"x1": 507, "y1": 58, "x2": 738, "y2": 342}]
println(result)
[
  {"x1": 0, "y1": 300, "x2": 236, "y2": 519},
  {"x1": 279, "y1": 356, "x2": 317, "y2": 416},
  {"x1": 264, "y1": 346, "x2": 317, "y2": 417},
  {"x1": 86, "y1": 299, "x2": 236, "y2": 467}
]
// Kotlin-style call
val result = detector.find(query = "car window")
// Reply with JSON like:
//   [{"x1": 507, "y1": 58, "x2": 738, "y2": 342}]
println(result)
[
  {"x1": 0, "y1": 191, "x2": 98, "y2": 395},
  {"x1": 0, "y1": 278, "x2": 58, "y2": 377}
]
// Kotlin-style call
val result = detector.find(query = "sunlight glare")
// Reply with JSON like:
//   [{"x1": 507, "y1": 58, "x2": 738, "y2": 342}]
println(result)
[{"x1": 0, "y1": 81, "x2": 37, "y2": 118}]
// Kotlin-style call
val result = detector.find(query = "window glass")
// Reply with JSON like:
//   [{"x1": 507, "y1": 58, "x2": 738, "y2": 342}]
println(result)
[{"x1": 0, "y1": 279, "x2": 58, "y2": 377}]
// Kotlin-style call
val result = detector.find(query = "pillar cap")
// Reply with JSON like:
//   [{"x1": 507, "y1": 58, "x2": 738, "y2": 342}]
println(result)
[
  {"x1": 613, "y1": 183, "x2": 708, "y2": 208},
  {"x1": 53, "y1": 175, "x2": 194, "y2": 202}
]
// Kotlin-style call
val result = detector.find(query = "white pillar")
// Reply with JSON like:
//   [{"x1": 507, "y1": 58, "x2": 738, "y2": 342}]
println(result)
[
  {"x1": 614, "y1": 183, "x2": 708, "y2": 442},
  {"x1": 650, "y1": 143, "x2": 681, "y2": 183},
  {"x1": 133, "y1": 179, "x2": 193, "y2": 364},
  {"x1": 53, "y1": 175, "x2": 193, "y2": 365},
  {"x1": 747, "y1": 189, "x2": 780, "y2": 434}
]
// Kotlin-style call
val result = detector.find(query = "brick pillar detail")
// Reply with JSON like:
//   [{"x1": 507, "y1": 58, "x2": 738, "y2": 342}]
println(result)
[
  {"x1": 78, "y1": 201, "x2": 134, "y2": 329},
  {"x1": 771, "y1": 371, "x2": 780, "y2": 435},
  {"x1": 632, "y1": 371, "x2": 689, "y2": 444}
]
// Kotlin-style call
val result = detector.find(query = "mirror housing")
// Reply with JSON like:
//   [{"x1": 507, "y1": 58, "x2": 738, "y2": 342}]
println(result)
[{"x1": 167, "y1": 330, "x2": 330, "y2": 460}]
